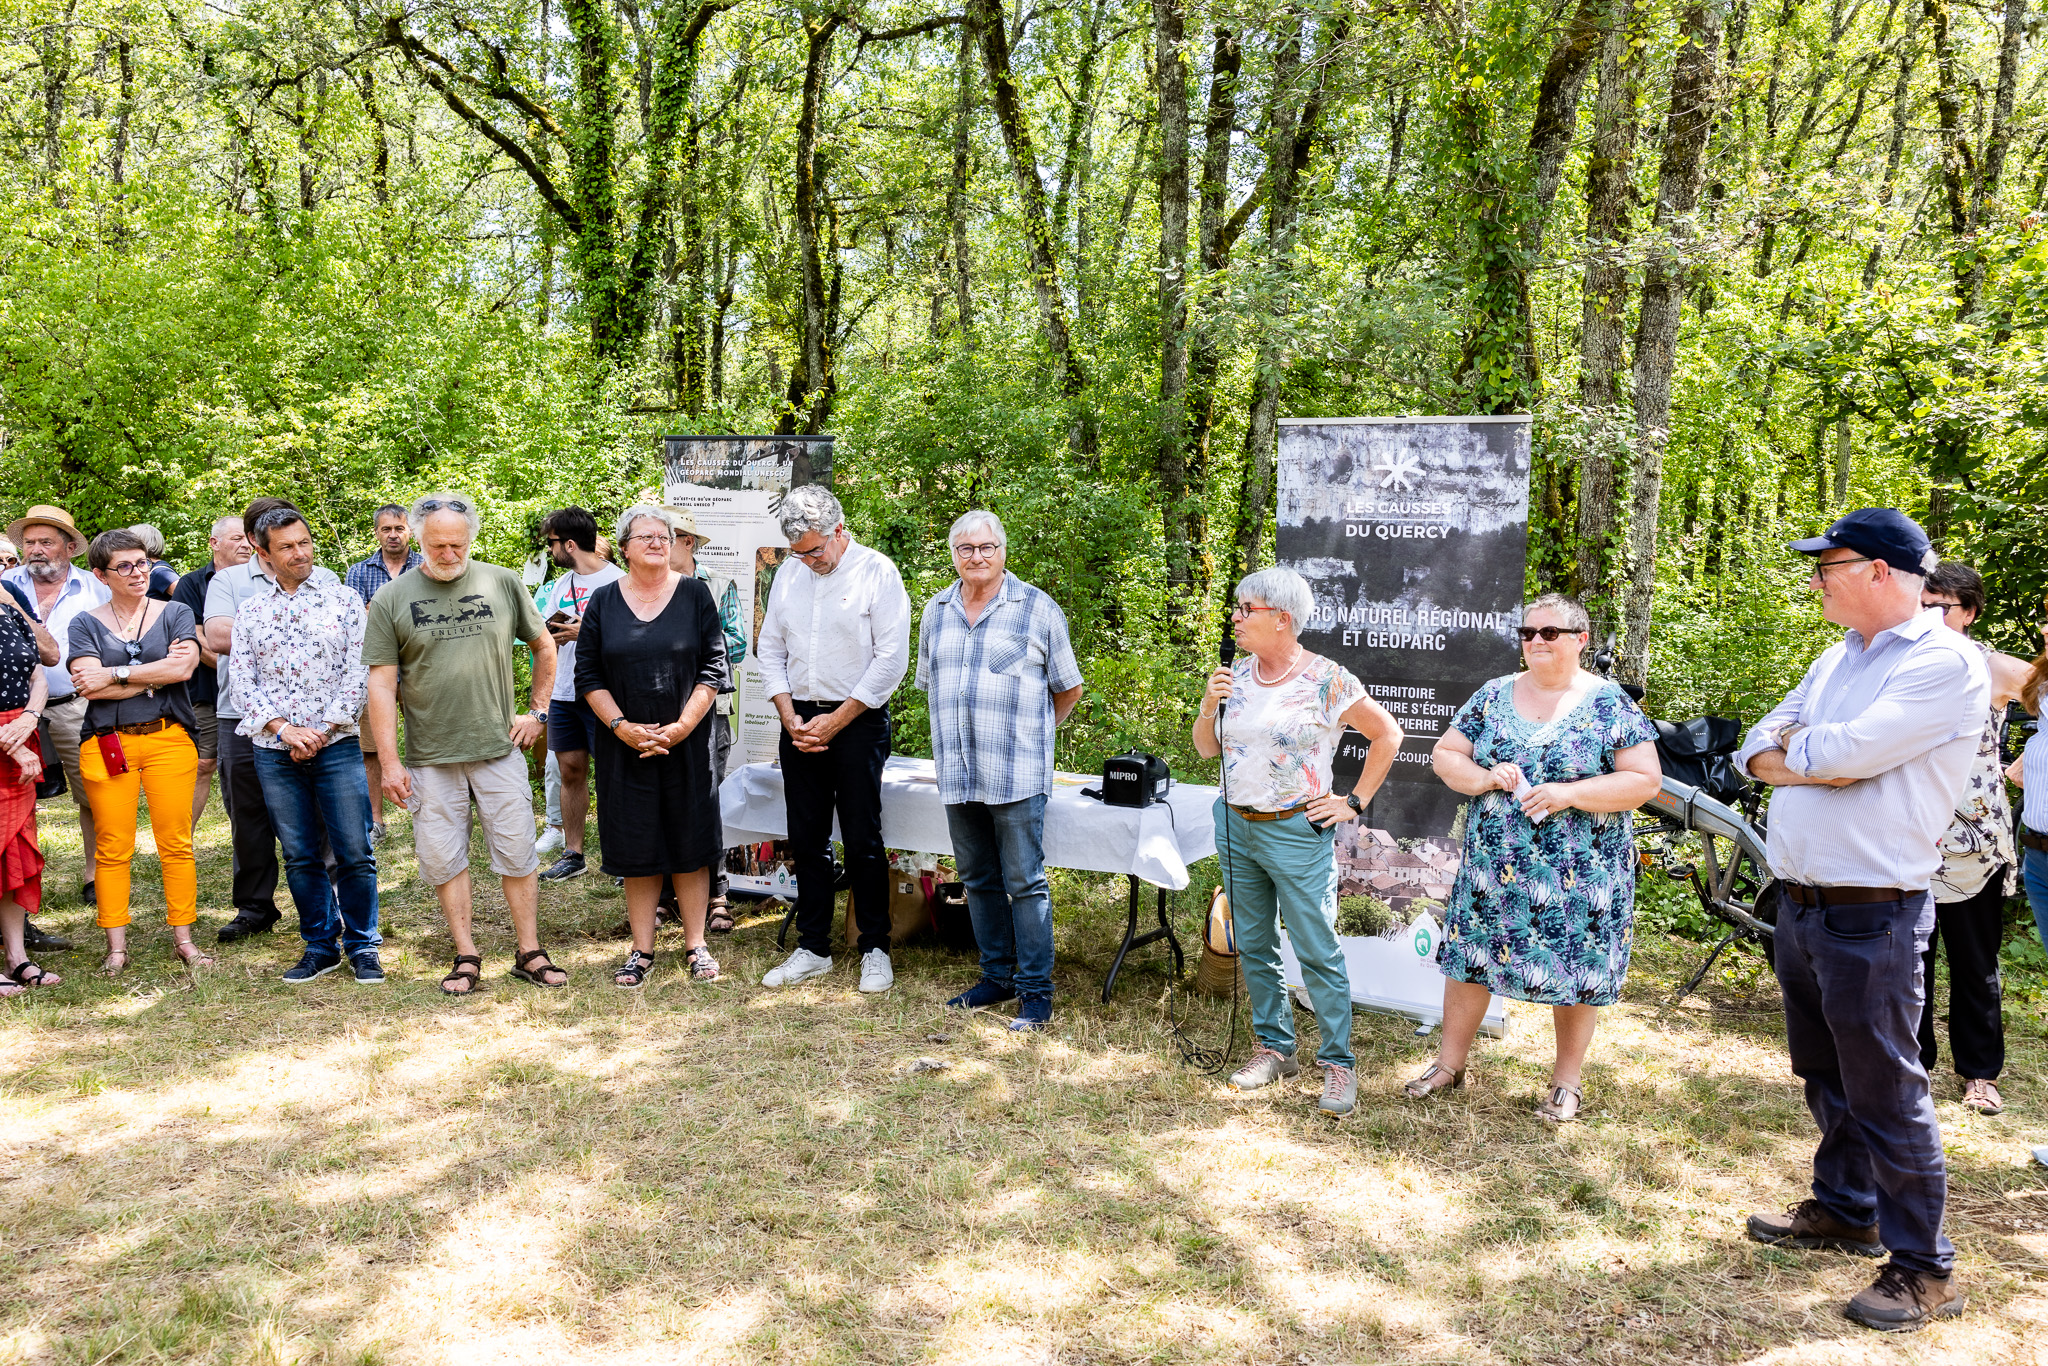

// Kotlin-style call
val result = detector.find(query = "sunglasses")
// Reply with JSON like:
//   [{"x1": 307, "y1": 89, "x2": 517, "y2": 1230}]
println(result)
[
  {"x1": 1517, "y1": 625, "x2": 1584, "y2": 642},
  {"x1": 417, "y1": 497, "x2": 472, "y2": 514}
]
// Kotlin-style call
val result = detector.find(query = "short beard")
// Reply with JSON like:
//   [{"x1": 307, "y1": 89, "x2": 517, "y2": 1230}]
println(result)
[
  {"x1": 23, "y1": 558, "x2": 63, "y2": 583},
  {"x1": 420, "y1": 554, "x2": 470, "y2": 583}
]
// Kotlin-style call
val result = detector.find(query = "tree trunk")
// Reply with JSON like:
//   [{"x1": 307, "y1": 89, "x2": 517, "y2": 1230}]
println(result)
[
  {"x1": 1861, "y1": 5, "x2": 1920, "y2": 288},
  {"x1": 1184, "y1": 26, "x2": 1240, "y2": 528},
  {"x1": 563, "y1": 0, "x2": 625, "y2": 361},
  {"x1": 1620, "y1": 0, "x2": 1726, "y2": 683},
  {"x1": 783, "y1": 14, "x2": 842, "y2": 435},
  {"x1": 1154, "y1": 0, "x2": 1192, "y2": 590},
  {"x1": 1572, "y1": 0, "x2": 1640, "y2": 609},
  {"x1": 949, "y1": 16, "x2": 976, "y2": 332}
]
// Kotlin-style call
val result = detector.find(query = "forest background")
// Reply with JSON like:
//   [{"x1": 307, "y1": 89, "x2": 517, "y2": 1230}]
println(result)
[{"x1": 3, "y1": 0, "x2": 2046, "y2": 776}]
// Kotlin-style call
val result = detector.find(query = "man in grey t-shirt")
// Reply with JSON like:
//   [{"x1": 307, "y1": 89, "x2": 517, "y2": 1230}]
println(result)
[{"x1": 203, "y1": 497, "x2": 340, "y2": 943}]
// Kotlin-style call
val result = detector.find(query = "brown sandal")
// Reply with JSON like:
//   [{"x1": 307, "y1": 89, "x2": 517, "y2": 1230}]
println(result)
[
  {"x1": 706, "y1": 900, "x2": 736, "y2": 935},
  {"x1": 1402, "y1": 1062, "x2": 1466, "y2": 1098},
  {"x1": 440, "y1": 954, "x2": 483, "y2": 996},
  {"x1": 174, "y1": 942, "x2": 215, "y2": 970},
  {"x1": 1537, "y1": 1083, "x2": 1583, "y2": 1123},
  {"x1": 510, "y1": 947, "x2": 567, "y2": 988}
]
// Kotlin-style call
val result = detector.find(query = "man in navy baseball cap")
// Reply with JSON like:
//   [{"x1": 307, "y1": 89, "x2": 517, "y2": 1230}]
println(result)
[{"x1": 1788, "y1": 507, "x2": 1942, "y2": 577}]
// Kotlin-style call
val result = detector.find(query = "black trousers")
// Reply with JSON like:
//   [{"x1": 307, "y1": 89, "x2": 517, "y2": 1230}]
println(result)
[
  {"x1": 217, "y1": 725, "x2": 281, "y2": 919},
  {"x1": 779, "y1": 701, "x2": 891, "y2": 958},
  {"x1": 1917, "y1": 871, "x2": 2007, "y2": 1080}
]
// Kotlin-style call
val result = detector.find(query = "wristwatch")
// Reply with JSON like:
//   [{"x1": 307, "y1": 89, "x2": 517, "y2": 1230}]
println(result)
[
  {"x1": 115, "y1": 665, "x2": 131, "y2": 684},
  {"x1": 1345, "y1": 793, "x2": 1364, "y2": 815},
  {"x1": 527, "y1": 708, "x2": 546, "y2": 723}
]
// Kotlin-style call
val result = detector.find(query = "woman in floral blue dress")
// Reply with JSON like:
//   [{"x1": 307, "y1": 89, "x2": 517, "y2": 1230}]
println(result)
[{"x1": 1404, "y1": 594, "x2": 1662, "y2": 1121}]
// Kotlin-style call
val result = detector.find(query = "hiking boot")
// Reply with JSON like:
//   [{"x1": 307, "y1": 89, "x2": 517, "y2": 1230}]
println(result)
[
  {"x1": 1009, "y1": 994, "x2": 1052, "y2": 1032},
  {"x1": 1745, "y1": 1199, "x2": 1886, "y2": 1257},
  {"x1": 282, "y1": 951, "x2": 343, "y2": 984},
  {"x1": 946, "y1": 978, "x2": 1016, "y2": 1010},
  {"x1": 859, "y1": 948, "x2": 894, "y2": 993},
  {"x1": 1844, "y1": 1263, "x2": 1963, "y2": 1332},
  {"x1": 1228, "y1": 1045, "x2": 1301, "y2": 1092},
  {"x1": 761, "y1": 947, "x2": 833, "y2": 987},
  {"x1": 1318, "y1": 1062, "x2": 1358, "y2": 1116},
  {"x1": 539, "y1": 851, "x2": 587, "y2": 882}
]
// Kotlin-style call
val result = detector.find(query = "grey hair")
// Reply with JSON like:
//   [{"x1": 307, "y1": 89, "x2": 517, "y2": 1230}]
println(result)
[
  {"x1": 776, "y1": 484, "x2": 844, "y2": 543},
  {"x1": 128, "y1": 523, "x2": 166, "y2": 558},
  {"x1": 614, "y1": 504, "x2": 679, "y2": 549},
  {"x1": 948, "y1": 509, "x2": 1006, "y2": 551},
  {"x1": 209, "y1": 515, "x2": 243, "y2": 539},
  {"x1": 1235, "y1": 566, "x2": 1314, "y2": 631},
  {"x1": 408, "y1": 491, "x2": 482, "y2": 541},
  {"x1": 1523, "y1": 593, "x2": 1591, "y2": 634}
]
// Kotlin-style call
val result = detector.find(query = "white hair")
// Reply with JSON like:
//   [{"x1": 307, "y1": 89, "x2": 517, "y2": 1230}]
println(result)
[
  {"x1": 948, "y1": 509, "x2": 1007, "y2": 550},
  {"x1": 408, "y1": 491, "x2": 481, "y2": 541},
  {"x1": 614, "y1": 504, "x2": 679, "y2": 548},
  {"x1": 128, "y1": 523, "x2": 166, "y2": 558},
  {"x1": 1235, "y1": 566, "x2": 1313, "y2": 631},
  {"x1": 776, "y1": 485, "x2": 844, "y2": 543}
]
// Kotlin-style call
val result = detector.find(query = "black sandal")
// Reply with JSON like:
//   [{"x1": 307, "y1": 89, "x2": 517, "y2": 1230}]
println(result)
[
  {"x1": 440, "y1": 954, "x2": 483, "y2": 996},
  {"x1": 706, "y1": 901, "x2": 736, "y2": 935},
  {"x1": 8, "y1": 961, "x2": 55, "y2": 987},
  {"x1": 510, "y1": 947, "x2": 568, "y2": 988},
  {"x1": 614, "y1": 949, "x2": 654, "y2": 989}
]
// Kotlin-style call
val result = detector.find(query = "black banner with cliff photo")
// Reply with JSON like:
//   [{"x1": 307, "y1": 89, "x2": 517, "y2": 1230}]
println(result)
[{"x1": 1276, "y1": 416, "x2": 1532, "y2": 916}]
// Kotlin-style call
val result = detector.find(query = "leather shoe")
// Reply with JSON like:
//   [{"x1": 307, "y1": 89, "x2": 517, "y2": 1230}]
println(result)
[
  {"x1": 216, "y1": 913, "x2": 280, "y2": 944},
  {"x1": 1746, "y1": 1198, "x2": 1885, "y2": 1257},
  {"x1": 23, "y1": 921, "x2": 72, "y2": 953},
  {"x1": 1844, "y1": 1263, "x2": 1963, "y2": 1331}
]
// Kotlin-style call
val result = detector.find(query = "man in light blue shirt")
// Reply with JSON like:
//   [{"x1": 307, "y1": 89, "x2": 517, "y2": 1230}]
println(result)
[
  {"x1": 1735, "y1": 508, "x2": 1986, "y2": 1333},
  {"x1": 917, "y1": 510, "x2": 1083, "y2": 1031}
]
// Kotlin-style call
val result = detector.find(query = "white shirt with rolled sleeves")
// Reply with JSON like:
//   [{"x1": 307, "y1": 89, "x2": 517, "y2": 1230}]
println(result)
[
  {"x1": 755, "y1": 534, "x2": 910, "y2": 709},
  {"x1": 1735, "y1": 607, "x2": 1989, "y2": 891}
]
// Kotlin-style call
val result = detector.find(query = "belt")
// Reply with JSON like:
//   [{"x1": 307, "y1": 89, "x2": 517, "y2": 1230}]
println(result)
[
  {"x1": 112, "y1": 718, "x2": 176, "y2": 737},
  {"x1": 793, "y1": 699, "x2": 847, "y2": 711},
  {"x1": 1228, "y1": 801, "x2": 1310, "y2": 822},
  {"x1": 1782, "y1": 882, "x2": 1909, "y2": 907},
  {"x1": 2023, "y1": 827, "x2": 2048, "y2": 854}
]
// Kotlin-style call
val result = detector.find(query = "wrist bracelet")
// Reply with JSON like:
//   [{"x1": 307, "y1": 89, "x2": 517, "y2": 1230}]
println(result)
[{"x1": 1199, "y1": 708, "x2": 1218, "y2": 720}]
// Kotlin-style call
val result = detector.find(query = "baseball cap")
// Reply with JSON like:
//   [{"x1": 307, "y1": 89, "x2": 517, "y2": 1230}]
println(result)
[{"x1": 1787, "y1": 507, "x2": 1939, "y2": 576}]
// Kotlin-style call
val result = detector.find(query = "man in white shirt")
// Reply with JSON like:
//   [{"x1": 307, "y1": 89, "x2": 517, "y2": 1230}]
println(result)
[
  {"x1": 1735, "y1": 508, "x2": 1987, "y2": 1333},
  {"x1": 3, "y1": 505, "x2": 107, "y2": 909},
  {"x1": 755, "y1": 485, "x2": 910, "y2": 992},
  {"x1": 531, "y1": 507, "x2": 623, "y2": 883}
]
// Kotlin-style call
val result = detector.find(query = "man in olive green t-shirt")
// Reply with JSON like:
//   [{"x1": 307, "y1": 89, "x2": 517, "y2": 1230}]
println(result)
[{"x1": 363, "y1": 493, "x2": 565, "y2": 994}]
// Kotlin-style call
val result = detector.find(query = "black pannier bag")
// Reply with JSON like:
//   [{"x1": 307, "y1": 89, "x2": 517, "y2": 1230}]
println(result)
[{"x1": 1652, "y1": 715, "x2": 1747, "y2": 805}]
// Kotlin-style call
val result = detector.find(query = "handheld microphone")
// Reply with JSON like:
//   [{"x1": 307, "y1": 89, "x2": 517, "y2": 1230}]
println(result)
[{"x1": 1216, "y1": 637, "x2": 1237, "y2": 721}]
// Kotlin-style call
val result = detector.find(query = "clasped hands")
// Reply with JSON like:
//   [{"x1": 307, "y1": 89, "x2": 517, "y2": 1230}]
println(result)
[
  {"x1": 1486, "y1": 762, "x2": 1577, "y2": 821},
  {"x1": 781, "y1": 709, "x2": 847, "y2": 754},
  {"x1": 273, "y1": 722, "x2": 332, "y2": 762},
  {"x1": 614, "y1": 716, "x2": 695, "y2": 758},
  {"x1": 0, "y1": 712, "x2": 39, "y2": 781}
]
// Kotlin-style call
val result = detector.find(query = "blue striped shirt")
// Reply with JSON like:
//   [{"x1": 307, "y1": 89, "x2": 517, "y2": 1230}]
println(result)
[
  {"x1": 344, "y1": 550, "x2": 422, "y2": 607},
  {"x1": 2024, "y1": 725, "x2": 2048, "y2": 834},
  {"x1": 917, "y1": 573, "x2": 1083, "y2": 805}
]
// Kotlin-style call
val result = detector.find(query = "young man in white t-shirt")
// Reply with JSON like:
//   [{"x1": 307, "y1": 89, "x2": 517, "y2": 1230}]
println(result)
[{"x1": 533, "y1": 507, "x2": 623, "y2": 881}]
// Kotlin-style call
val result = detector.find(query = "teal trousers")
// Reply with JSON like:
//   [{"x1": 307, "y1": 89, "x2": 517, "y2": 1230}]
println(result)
[{"x1": 1213, "y1": 798, "x2": 1355, "y2": 1069}]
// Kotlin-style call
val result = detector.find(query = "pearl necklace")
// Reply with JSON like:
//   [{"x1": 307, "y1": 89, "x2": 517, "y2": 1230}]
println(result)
[{"x1": 1252, "y1": 647, "x2": 1304, "y2": 686}]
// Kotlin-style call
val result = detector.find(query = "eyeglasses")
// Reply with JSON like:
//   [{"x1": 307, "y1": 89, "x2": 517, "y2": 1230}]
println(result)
[
  {"x1": 544, "y1": 536, "x2": 565, "y2": 546},
  {"x1": 1923, "y1": 600, "x2": 1964, "y2": 615},
  {"x1": 1810, "y1": 555, "x2": 1875, "y2": 580},
  {"x1": 625, "y1": 533, "x2": 673, "y2": 548},
  {"x1": 417, "y1": 497, "x2": 472, "y2": 514},
  {"x1": 790, "y1": 542, "x2": 834, "y2": 562},
  {"x1": 1517, "y1": 625, "x2": 1584, "y2": 642},
  {"x1": 1232, "y1": 603, "x2": 1285, "y2": 619},
  {"x1": 952, "y1": 542, "x2": 1001, "y2": 560},
  {"x1": 106, "y1": 559, "x2": 151, "y2": 577}
]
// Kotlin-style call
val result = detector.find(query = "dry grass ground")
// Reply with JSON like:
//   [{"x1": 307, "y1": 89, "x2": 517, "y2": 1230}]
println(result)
[{"x1": 4, "y1": 800, "x2": 2048, "y2": 1366}]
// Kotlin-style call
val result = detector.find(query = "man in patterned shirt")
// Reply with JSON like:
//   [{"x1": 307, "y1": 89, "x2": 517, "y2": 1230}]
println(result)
[
  {"x1": 230, "y1": 508, "x2": 381, "y2": 985},
  {"x1": 344, "y1": 504, "x2": 421, "y2": 841},
  {"x1": 917, "y1": 510, "x2": 1083, "y2": 1031}
]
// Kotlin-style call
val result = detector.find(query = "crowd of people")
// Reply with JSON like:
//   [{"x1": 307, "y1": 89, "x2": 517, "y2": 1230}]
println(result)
[{"x1": 0, "y1": 493, "x2": 2042, "y2": 1333}]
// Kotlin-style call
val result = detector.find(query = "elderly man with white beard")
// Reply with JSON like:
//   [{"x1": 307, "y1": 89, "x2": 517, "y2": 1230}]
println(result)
[{"x1": 362, "y1": 492, "x2": 563, "y2": 996}]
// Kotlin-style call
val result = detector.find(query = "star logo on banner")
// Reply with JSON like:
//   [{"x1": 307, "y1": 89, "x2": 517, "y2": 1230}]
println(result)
[{"x1": 1376, "y1": 452, "x2": 1422, "y2": 490}]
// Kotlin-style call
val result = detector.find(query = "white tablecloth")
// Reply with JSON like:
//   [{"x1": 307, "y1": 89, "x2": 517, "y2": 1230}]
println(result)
[{"x1": 719, "y1": 757, "x2": 1218, "y2": 890}]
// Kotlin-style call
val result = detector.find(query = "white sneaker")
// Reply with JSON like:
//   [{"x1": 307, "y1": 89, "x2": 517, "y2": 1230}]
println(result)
[
  {"x1": 762, "y1": 947, "x2": 834, "y2": 987},
  {"x1": 859, "y1": 948, "x2": 894, "y2": 993},
  {"x1": 534, "y1": 825, "x2": 565, "y2": 856}
]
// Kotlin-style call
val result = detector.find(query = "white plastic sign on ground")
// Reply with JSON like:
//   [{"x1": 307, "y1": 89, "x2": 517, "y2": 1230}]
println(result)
[{"x1": 1276, "y1": 912, "x2": 1511, "y2": 1038}]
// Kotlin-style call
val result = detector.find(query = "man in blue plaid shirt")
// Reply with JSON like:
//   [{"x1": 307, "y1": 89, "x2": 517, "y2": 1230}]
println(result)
[{"x1": 918, "y1": 510, "x2": 1083, "y2": 1031}]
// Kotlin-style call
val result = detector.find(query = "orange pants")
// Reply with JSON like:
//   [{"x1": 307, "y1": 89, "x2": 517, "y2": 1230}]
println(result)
[{"x1": 79, "y1": 724, "x2": 198, "y2": 929}]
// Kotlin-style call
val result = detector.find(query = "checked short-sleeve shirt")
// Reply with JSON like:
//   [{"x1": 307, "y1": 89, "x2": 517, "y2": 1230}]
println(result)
[{"x1": 917, "y1": 572, "x2": 1083, "y2": 806}]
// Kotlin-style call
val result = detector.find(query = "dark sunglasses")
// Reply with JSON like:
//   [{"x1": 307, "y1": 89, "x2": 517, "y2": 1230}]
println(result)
[
  {"x1": 418, "y1": 497, "x2": 472, "y2": 514},
  {"x1": 1517, "y1": 625, "x2": 1584, "y2": 642}
]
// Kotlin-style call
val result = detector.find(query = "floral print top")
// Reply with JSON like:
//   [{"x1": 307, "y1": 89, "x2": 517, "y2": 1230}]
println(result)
[
  {"x1": 1932, "y1": 643, "x2": 2018, "y2": 902},
  {"x1": 229, "y1": 576, "x2": 370, "y2": 750},
  {"x1": 1215, "y1": 654, "x2": 1366, "y2": 811}
]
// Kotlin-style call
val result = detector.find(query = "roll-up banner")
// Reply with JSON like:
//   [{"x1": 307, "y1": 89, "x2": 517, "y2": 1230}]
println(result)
[
  {"x1": 1275, "y1": 416, "x2": 1530, "y2": 1031},
  {"x1": 663, "y1": 435, "x2": 834, "y2": 765}
]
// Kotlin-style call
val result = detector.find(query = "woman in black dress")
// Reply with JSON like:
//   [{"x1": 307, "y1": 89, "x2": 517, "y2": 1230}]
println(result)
[{"x1": 577, "y1": 506, "x2": 728, "y2": 986}]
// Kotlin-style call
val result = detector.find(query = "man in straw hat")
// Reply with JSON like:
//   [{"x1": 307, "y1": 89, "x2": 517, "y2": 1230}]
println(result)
[{"x1": 2, "y1": 506, "x2": 107, "y2": 914}]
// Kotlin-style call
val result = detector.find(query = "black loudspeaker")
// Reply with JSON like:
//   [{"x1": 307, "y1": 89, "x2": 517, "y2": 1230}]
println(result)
[{"x1": 1103, "y1": 752, "x2": 1172, "y2": 808}]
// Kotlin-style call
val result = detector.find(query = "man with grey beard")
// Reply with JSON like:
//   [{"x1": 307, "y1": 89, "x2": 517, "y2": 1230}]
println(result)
[
  {"x1": 363, "y1": 492, "x2": 563, "y2": 995},
  {"x1": 2, "y1": 505, "x2": 105, "y2": 916}
]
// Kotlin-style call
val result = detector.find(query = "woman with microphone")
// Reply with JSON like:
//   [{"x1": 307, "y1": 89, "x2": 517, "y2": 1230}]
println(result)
[{"x1": 1193, "y1": 567, "x2": 1403, "y2": 1117}]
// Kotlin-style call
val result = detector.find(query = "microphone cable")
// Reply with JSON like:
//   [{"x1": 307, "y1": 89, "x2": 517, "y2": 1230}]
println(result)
[{"x1": 1165, "y1": 635, "x2": 1244, "y2": 1076}]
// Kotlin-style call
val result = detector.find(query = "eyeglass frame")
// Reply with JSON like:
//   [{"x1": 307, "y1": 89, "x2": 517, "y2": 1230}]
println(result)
[
  {"x1": 1809, "y1": 554, "x2": 1876, "y2": 580},
  {"x1": 623, "y1": 532, "x2": 674, "y2": 548},
  {"x1": 1516, "y1": 625, "x2": 1586, "y2": 642},
  {"x1": 788, "y1": 525, "x2": 845, "y2": 562},
  {"x1": 417, "y1": 496, "x2": 472, "y2": 514},
  {"x1": 951, "y1": 542, "x2": 1002, "y2": 560},
  {"x1": 104, "y1": 559, "x2": 153, "y2": 577},
  {"x1": 1231, "y1": 603, "x2": 1286, "y2": 620}
]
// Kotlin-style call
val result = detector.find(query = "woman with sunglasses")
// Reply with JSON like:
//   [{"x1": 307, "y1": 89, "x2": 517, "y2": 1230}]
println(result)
[
  {"x1": 68, "y1": 528, "x2": 205, "y2": 973},
  {"x1": 1194, "y1": 566, "x2": 1404, "y2": 1118},
  {"x1": 1410, "y1": 593, "x2": 1661, "y2": 1121}
]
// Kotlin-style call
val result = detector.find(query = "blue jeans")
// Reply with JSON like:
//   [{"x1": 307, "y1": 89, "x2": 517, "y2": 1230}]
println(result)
[
  {"x1": 253, "y1": 737, "x2": 381, "y2": 959},
  {"x1": 2025, "y1": 845, "x2": 2048, "y2": 955},
  {"x1": 1214, "y1": 799, "x2": 1354, "y2": 1069},
  {"x1": 945, "y1": 795, "x2": 1054, "y2": 1000},
  {"x1": 1774, "y1": 886, "x2": 1950, "y2": 1277}
]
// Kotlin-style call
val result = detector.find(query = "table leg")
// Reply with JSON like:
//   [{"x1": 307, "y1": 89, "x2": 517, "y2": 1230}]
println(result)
[{"x1": 1101, "y1": 876, "x2": 1186, "y2": 1003}]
